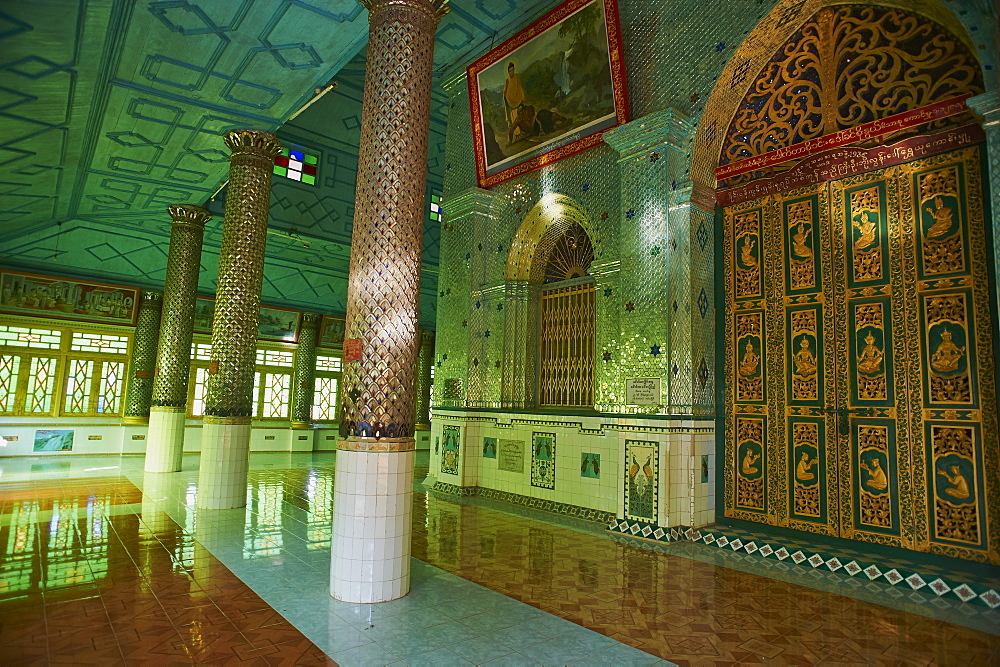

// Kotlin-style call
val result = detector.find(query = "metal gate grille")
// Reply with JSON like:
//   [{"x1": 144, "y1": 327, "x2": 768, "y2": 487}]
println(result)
[{"x1": 539, "y1": 281, "x2": 595, "y2": 407}]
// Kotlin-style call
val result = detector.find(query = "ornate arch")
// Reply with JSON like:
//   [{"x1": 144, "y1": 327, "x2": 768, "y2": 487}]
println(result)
[
  {"x1": 690, "y1": 0, "x2": 985, "y2": 192},
  {"x1": 505, "y1": 193, "x2": 596, "y2": 283}
]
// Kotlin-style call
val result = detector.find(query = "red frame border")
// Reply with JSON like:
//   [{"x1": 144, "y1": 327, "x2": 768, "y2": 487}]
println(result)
[{"x1": 467, "y1": 0, "x2": 628, "y2": 189}]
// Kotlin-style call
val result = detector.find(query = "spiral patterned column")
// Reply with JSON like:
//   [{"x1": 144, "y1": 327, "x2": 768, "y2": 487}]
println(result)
[
  {"x1": 197, "y1": 129, "x2": 282, "y2": 510},
  {"x1": 291, "y1": 312, "x2": 321, "y2": 429},
  {"x1": 144, "y1": 204, "x2": 211, "y2": 473},
  {"x1": 331, "y1": 0, "x2": 448, "y2": 604},
  {"x1": 414, "y1": 329, "x2": 434, "y2": 429},
  {"x1": 122, "y1": 290, "x2": 162, "y2": 425}
]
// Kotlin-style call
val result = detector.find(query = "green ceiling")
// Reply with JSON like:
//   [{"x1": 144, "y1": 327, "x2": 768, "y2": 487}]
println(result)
[{"x1": 0, "y1": 0, "x2": 554, "y2": 328}]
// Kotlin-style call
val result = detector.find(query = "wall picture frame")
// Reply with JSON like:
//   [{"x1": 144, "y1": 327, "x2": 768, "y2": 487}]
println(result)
[
  {"x1": 192, "y1": 297, "x2": 301, "y2": 342},
  {"x1": 319, "y1": 315, "x2": 346, "y2": 348},
  {"x1": 0, "y1": 270, "x2": 139, "y2": 326},
  {"x1": 467, "y1": 0, "x2": 627, "y2": 188}
]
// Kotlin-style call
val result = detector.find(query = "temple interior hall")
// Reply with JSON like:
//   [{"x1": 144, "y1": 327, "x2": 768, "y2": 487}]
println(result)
[{"x1": 0, "y1": 0, "x2": 998, "y2": 664}]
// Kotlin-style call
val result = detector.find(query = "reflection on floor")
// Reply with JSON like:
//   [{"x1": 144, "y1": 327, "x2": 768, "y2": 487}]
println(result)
[{"x1": 0, "y1": 451, "x2": 997, "y2": 666}]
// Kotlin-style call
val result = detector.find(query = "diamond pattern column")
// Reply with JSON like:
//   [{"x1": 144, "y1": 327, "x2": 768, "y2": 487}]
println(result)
[
  {"x1": 197, "y1": 129, "x2": 281, "y2": 510},
  {"x1": 331, "y1": 0, "x2": 448, "y2": 604},
  {"x1": 122, "y1": 290, "x2": 162, "y2": 425},
  {"x1": 414, "y1": 329, "x2": 434, "y2": 428},
  {"x1": 291, "y1": 312, "x2": 321, "y2": 429},
  {"x1": 145, "y1": 204, "x2": 211, "y2": 473}
]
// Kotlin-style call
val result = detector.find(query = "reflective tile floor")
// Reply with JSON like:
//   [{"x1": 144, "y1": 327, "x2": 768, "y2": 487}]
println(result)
[{"x1": 1, "y1": 452, "x2": 998, "y2": 666}]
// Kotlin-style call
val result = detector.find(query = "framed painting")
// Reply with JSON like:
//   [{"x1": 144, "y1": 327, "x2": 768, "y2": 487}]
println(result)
[
  {"x1": 318, "y1": 315, "x2": 346, "y2": 348},
  {"x1": 0, "y1": 270, "x2": 139, "y2": 325},
  {"x1": 467, "y1": 0, "x2": 627, "y2": 188},
  {"x1": 192, "y1": 297, "x2": 301, "y2": 342}
]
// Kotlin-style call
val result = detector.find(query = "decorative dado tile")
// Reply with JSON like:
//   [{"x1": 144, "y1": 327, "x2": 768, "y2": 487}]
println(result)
[
  {"x1": 428, "y1": 483, "x2": 615, "y2": 525},
  {"x1": 679, "y1": 526, "x2": 1000, "y2": 609}
]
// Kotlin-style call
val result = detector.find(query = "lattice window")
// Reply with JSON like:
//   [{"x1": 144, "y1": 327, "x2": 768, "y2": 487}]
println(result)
[
  {"x1": 25, "y1": 356, "x2": 57, "y2": 413},
  {"x1": 70, "y1": 332, "x2": 129, "y2": 354},
  {"x1": 261, "y1": 372, "x2": 290, "y2": 418},
  {"x1": 313, "y1": 353, "x2": 342, "y2": 422},
  {"x1": 244, "y1": 483, "x2": 284, "y2": 558},
  {"x1": 191, "y1": 367, "x2": 209, "y2": 417},
  {"x1": 539, "y1": 282, "x2": 596, "y2": 407},
  {"x1": 256, "y1": 349, "x2": 294, "y2": 367},
  {"x1": 0, "y1": 354, "x2": 19, "y2": 413},
  {"x1": 312, "y1": 376, "x2": 339, "y2": 421},
  {"x1": 316, "y1": 355, "x2": 342, "y2": 372},
  {"x1": 191, "y1": 342, "x2": 213, "y2": 361},
  {"x1": 273, "y1": 147, "x2": 318, "y2": 185},
  {"x1": 64, "y1": 359, "x2": 94, "y2": 413},
  {"x1": 0, "y1": 325, "x2": 62, "y2": 349},
  {"x1": 97, "y1": 361, "x2": 124, "y2": 414}
]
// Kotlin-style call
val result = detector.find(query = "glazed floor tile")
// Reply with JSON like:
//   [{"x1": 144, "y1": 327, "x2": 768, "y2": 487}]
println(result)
[
  {"x1": 1, "y1": 451, "x2": 997, "y2": 666},
  {"x1": 0, "y1": 474, "x2": 331, "y2": 665}
]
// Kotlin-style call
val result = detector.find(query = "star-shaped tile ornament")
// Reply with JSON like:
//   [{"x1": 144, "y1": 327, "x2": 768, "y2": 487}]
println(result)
[
  {"x1": 651, "y1": 344, "x2": 662, "y2": 356},
  {"x1": 602, "y1": 351, "x2": 612, "y2": 361},
  {"x1": 625, "y1": 302, "x2": 635, "y2": 312}
]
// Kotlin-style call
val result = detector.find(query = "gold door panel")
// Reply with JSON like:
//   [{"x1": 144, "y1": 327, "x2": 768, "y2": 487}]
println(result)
[{"x1": 723, "y1": 145, "x2": 998, "y2": 563}]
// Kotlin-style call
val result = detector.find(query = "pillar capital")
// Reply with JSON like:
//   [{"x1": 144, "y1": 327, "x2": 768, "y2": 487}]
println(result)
[
  {"x1": 223, "y1": 129, "x2": 282, "y2": 159},
  {"x1": 604, "y1": 108, "x2": 692, "y2": 161},
  {"x1": 444, "y1": 187, "x2": 500, "y2": 222},
  {"x1": 167, "y1": 204, "x2": 212, "y2": 227},
  {"x1": 141, "y1": 290, "x2": 163, "y2": 305},
  {"x1": 968, "y1": 90, "x2": 1000, "y2": 125},
  {"x1": 361, "y1": 0, "x2": 450, "y2": 21},
  {"x1": 301, "y1": 312, "x2": 322, "y2": 327}
]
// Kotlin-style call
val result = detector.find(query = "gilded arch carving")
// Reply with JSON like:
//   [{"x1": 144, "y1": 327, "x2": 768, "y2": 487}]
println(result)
[
  {"x1": 506, "y1": 193, "x2": 597, "y2": 284},
  {"x1": 690, "y1": 0, "x2": 984, "y2": 193}
]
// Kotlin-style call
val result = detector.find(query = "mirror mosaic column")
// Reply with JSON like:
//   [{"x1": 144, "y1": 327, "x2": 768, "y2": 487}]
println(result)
[
  {"x1": 331, "y1": 0, "x2": 448, "y2": 603},
  {"x1": 122, "y1": 290, "x2": 162, "y2": 425},
  {"x1": 197, "y1": 129, "x2": 281, "y2": 510},
  {"x1": 414, "y1": 329, "x2": 434, "y2": 429},
  {"x1": 290, "y1": 312, "x2": 321, "y2": 429},
  {"x1": 145, "y1": 205, "x2": 211, "y2": 473}
]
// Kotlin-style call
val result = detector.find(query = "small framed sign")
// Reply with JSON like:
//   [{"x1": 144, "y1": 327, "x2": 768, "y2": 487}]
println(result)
[
  {"x1": 344, "y1": 338, "x2": 362, "y2": 363},
  {"x1": 625, "y1": 377, "x2": 661, "y2": 406}
]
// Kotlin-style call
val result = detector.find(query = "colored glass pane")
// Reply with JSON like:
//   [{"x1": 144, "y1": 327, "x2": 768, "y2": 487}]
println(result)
[
  {"x1": 303, "y1": 164, "x2": 317, "y2": 175},
  {"x1": 305, "y1": 154, "x2": 318, "y2": 165},
  {"x1": 287, "y1": 170, "x2": 302, "y2": 181},
  {"x1": 289, "y1": 150, "x2": 304, "y2": 161},
  {"x1": 273, "y1": 165, "x2": 287, "y2": 176},
  {"x1": 302, "y1": 174, "x2": 315, "y2": 185},
  {"x1": 275, "y1": 156, "x2": 289, "y2": 167}
]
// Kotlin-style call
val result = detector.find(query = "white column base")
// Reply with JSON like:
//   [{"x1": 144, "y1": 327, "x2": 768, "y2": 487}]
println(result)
[
  {"x1": 330, "y1": 449, "x2": 414, "y2": 603},
  {"x1": 144, "y1": 408, "x2": 187, "y2": 473},
  {"x1": 196, "y1": 420, "x2": 251, "y2": 509}
]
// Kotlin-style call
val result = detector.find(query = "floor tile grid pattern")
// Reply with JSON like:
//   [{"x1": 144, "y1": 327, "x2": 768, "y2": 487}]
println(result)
[
  {"x1": 122, "y1": 455, "x2": 665, "y2": 665},
  {"x1": 411, "y1": 479, "x2": 1000, "y2": 665},
  {"x1": 0, "y1": 475, "x2": 332, "y2": 665}
]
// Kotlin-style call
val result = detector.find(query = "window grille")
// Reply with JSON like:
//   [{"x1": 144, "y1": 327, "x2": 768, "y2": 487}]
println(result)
[
  {"x1": 539, "y1": 282, "x2": 596, "y2": 407},
  {"x1": 0, "y1": 325, "x2": 62, "y2": 349}
]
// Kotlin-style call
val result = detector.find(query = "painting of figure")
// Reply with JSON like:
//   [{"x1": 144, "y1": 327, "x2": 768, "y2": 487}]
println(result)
[
  {"x1": 0, "y1": 270, "x2": 138, "y2": 325},
  {"x1": 468, "y1": 0, "x2": 627, "y2": 187}
]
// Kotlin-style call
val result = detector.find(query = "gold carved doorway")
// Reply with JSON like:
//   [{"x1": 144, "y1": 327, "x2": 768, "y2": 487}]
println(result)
[{"x1": 722, "y1": 144, "x2": 997, "y2": 562}]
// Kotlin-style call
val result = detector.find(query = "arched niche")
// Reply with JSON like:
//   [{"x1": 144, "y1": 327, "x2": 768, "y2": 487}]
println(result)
[
  {"x1": 506, "y1": 193, "x2": 597, "y2": 284},
  {"x1": 500, "y1": 192, "x2": 597, "y2": 410}
]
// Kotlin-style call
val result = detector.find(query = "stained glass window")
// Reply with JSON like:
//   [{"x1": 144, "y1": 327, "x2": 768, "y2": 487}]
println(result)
[
  {"x1": 312, "y1": 376, "x2": 338, "y2": 421},
  {"x1": 429, "y1": 194, "x2": 442, "y2": 223},
  {"x1": 191, "y1": 367, "x2": 209, "y2": 416},
  {"x1": 273, "y1": 147, "x2": 318, "y2": 185},
  {"x1": 25, "y1": 356, "x2": 56, "y2": 413},
  {"x1": 98, "y1": 361, "x2": 124, "y2": 414}
]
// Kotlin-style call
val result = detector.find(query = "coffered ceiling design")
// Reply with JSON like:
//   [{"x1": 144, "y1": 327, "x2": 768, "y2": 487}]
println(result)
[{"x1": 0, "y1": 0, "x2": 551, "y2": 326}]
